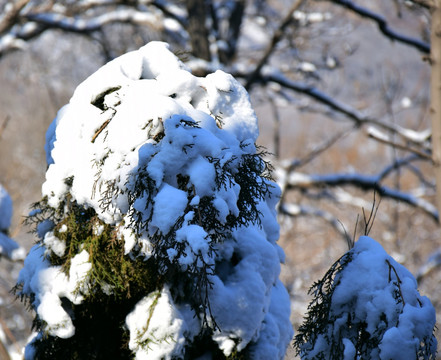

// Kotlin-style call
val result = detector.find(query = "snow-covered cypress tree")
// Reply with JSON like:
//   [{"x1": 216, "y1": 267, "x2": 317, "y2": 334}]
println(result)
[
  {"x1": 294, "y1": 236, "x2": 437, "y2": 360},
  {"x1": 15, "y1": 42, "x2": 292, "y2": 359}
]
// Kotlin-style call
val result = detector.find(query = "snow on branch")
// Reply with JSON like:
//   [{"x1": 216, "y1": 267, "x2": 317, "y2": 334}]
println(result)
[
  {"x1": 0, "y1": 0, "x2": 30, "y2": 35},
  {"x1": 377, "y1": 155, "x2": 435, "y2": 188},
  {"x1": 251, "y1": 69, "x2": 432, "y2": 148},
  {"x1": 0, "y1": 1, "x2": 187, "y2": 58},
  {"x1": 25, "y1": 9, "x2": 160, "y2": 34},
  {"x1": 417, "y1": 247, "x2": 441, "y2": 281},
  {"x1": 367, "y1": 126, "x2": 432, "y2": 161},
  {"x1": 330, "y1": 0, "x2": 430, "y2": 54},
  {"x1": 279, "y1": 202, "x2": 353, "y2": 247},
  {"x1": 408, "y1": 0, "x2": 433, "y2": 9},
  {"x1": 285, "y1": 171, "x2": 438, "y2": 221},
  {"x1": 0, "y1": 20, "x2": 49, "y2": 58}
]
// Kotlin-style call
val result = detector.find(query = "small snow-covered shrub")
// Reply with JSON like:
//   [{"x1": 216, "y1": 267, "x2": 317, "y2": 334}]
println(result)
[
  {"x1": 0, "y1": 184, "x2": 24, "y2": 261},
  {"x1": 294, "y1": 236, "x2": 437, "y2": 360},
  {"x1": 15, "y1": 42, "x2": 292, "y2": 359},
  {"x1": 0, "y1": 184, "x2": 12, "y2": 233}
]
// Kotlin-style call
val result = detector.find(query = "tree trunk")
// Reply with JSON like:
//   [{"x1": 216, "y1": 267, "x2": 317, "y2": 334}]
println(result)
[
  {"x1": 431, "y1": 0, "x2": 441, "y2": 224},
  {"x1": 0, "y1": 338, "x2": 10, "y2": 360},
  {"x1": 186, "y1": 0, "x2": 211, "y2": 61},
  {"x1": 218, "y1": 0, "x2": 245, "y2": 64}
]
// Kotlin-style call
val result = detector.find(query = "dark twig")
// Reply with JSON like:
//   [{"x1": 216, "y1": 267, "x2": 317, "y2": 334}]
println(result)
[
  {"x1": 407, "y1": 0, "x2": 433, "y2": 9},
  {"x1": 353, "y1": 214, "x2": 360, "y2": 245},
  {"x1": 0, "y1": 0, "x2": 30, "y2": 35},
  {"x1": 362, "y1": 191, "x2": 381, "y2": 236},
  {"x1": 386, "y1": 258, "x2": 406, "y2": 306},
  {"x1": 279, "y1": 202, "x2": 352, "y2": 245},
  {"x1": 0, "y1": 116, "x2": 9, "y2": 141},
  {"x1": 287, "y1": 125, "x2": 356, "y2": 171},
  {"x1": 337, "y1": 218, "x2": 353, "y2": 250}
]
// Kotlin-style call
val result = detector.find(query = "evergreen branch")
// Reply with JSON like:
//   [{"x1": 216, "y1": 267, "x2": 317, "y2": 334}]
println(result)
[
  {"x1": 361, "y1": 190, "x2": 381, "y2": 236},
  {"x1": 386, "y1": 259, "x2": 406, "y2": 306},
  {"x1": 294, "y1": 251, "x2": 353, "y2": 358}
]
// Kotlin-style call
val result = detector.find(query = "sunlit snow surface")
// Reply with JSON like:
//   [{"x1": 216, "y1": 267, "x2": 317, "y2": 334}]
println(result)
[{"x1": 19, "y1": 42, "x2": 292, "y2": 359}]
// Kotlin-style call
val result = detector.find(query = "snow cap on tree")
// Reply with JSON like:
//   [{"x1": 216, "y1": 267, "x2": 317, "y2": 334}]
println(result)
[
  {"x1": 17, "y1": 42, "x2": 292, "y2": 359},
  {"x1": 295, "y1": 236, "x2": 437, "y2": 360}
]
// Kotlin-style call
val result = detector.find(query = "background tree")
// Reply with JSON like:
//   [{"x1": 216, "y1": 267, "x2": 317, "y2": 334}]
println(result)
[
  {"x1": 430, "y1": 0, "x2": 441, "y2": 223},
  {"x1": 0, "y1": 0, "x2": 439, "y2": 357}
]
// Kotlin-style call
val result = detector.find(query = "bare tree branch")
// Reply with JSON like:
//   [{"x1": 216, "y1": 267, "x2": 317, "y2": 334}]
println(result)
[
  {"x1": 25, "y1": 9, "x2": 160, "y2": 34},
  {"x1": 286, "y1": 125, "x2": 356, "y2": 171},
  {"x1": 285, "y1": 171, "x2": 438, "y2": 221},
  {"x1": 250, "y1": 70, "x2": 432, "y2": 147},
  {"x1": 408, "y1": 0, "x2": 434, "y2": 9},
  {"x1": 276, "y1": 125, "x2": 356, "y2": 212},
  {"x1": 417, "y1": 247, "x2": 441, "y2": 281},
  {"x1": 279, "y1": 202, "x2": 352, "y2": 244},
  {"x1": 210, "y1": 0, "x2": 245, "y2": 64},
  {"x1": 367, "y1": 126, "x2": 433, "y2": 161},
  {"x1": 0, "y1": 0, "x2": 31, "y2": 35},
  {"x1": 377, "y1": 155, "x2": 435, "y2": 187},
  {"x1": 150, "y1": 0, "x2": 187, "y2": 28},
  {"x1": 245, "y1": 0, "x2": 306, "y2": 89},
  {"x1": 330, "y1": 0, "x2": 430, "y2": 53},
  {"x1": 0, "y1": 337, "x2": 10, "y2": 360},
  {"x1": 429, "y1": 0, "x2": 441, "y2": 232},
  {"x1": 0, "y1": 2, "x2": 186, "y2": 59}
]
